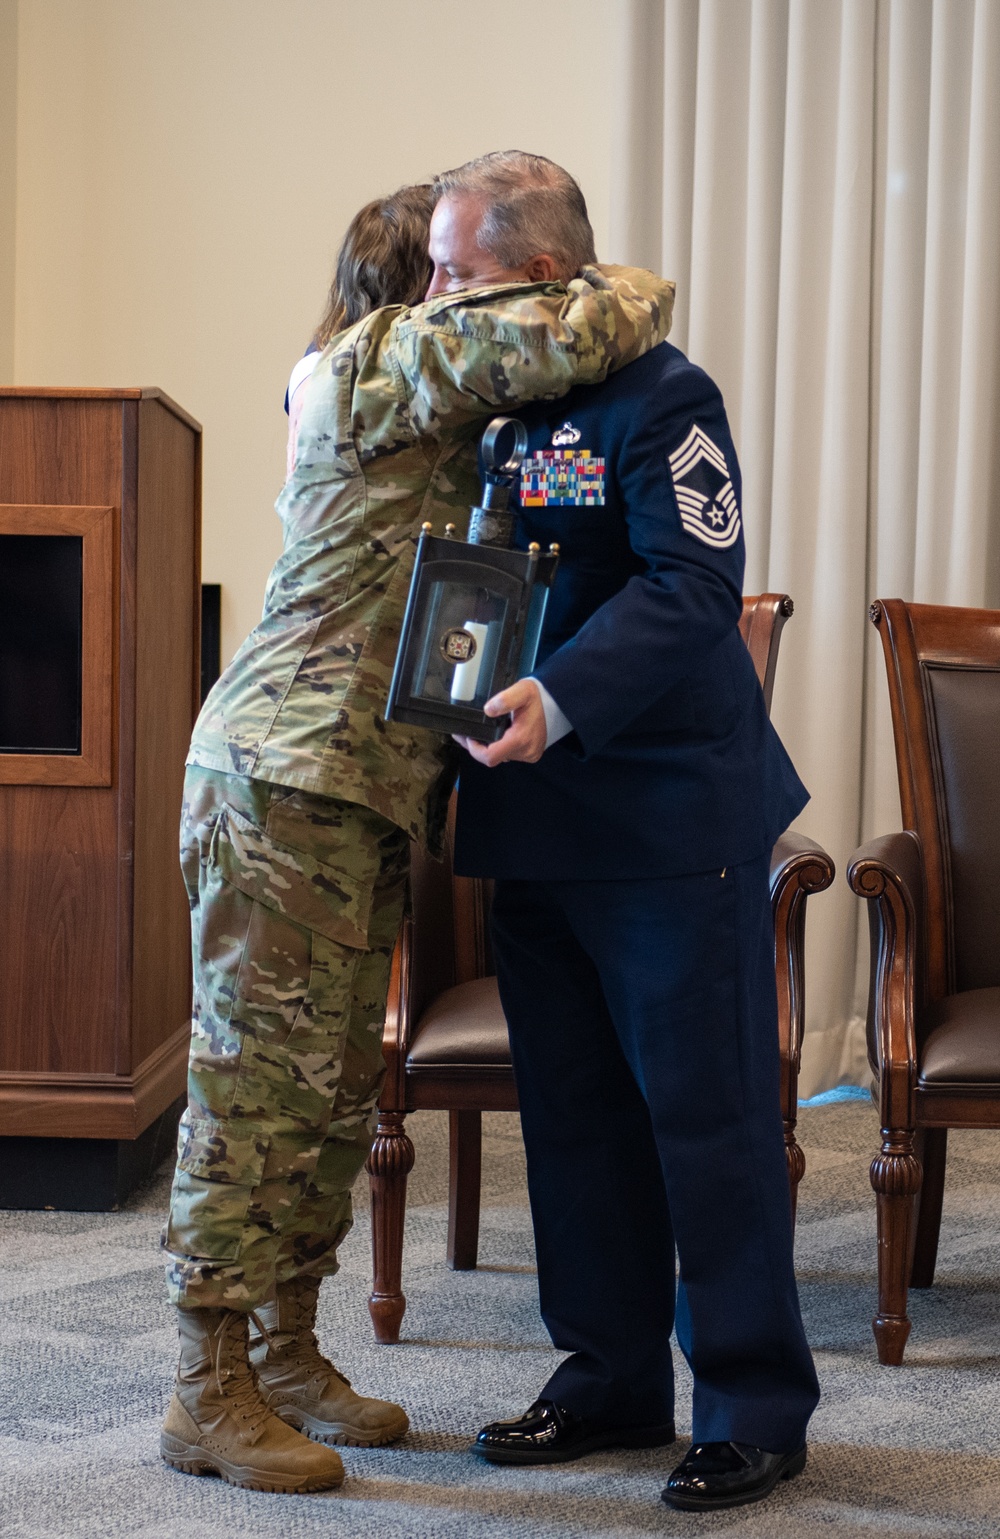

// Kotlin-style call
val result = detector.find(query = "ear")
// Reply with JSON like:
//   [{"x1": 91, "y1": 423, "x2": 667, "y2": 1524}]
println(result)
[{"x1": 521, "y1": 253, "x2": 561, "y2": 283}]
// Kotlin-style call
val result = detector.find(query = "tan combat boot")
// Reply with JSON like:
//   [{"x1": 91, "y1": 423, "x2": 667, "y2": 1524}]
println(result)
[
  {"x1": 160, "y1": 1306, "x2": 345, "y2": 1492},
  {"x1": 250, "y1": 1276, "x2": 410, "y2": 1447}
]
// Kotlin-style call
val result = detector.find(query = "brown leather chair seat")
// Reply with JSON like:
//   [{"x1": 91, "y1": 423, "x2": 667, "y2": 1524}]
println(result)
[
  {"x1": 406, "y1": 977, "x2": 509, "y2": 1071},
  {"x1": 919, "y1": 988, "x2": 1000, "y2": 1083}
]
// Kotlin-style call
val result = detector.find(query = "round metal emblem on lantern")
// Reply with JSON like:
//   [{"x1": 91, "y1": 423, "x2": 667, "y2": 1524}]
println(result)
[{"x1": 440, "y1": 628, "x2": 478, "y2": 664}]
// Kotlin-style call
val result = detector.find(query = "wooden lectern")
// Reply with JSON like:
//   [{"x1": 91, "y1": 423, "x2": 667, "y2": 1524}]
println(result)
[{"x1": 0, "y1": 388, "x2": 201, "y2": 1208}]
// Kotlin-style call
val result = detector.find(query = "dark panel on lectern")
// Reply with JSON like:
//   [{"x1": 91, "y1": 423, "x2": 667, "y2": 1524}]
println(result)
[{"x1": 0, "y1": 533, "x2": 83, "y2": 753}]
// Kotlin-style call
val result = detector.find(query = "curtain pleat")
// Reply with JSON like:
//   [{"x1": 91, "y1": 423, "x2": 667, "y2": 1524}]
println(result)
[
  {"x1": 739, "y1": 0, "x2": 789, "y2": 586},
  {"x1": 611, "y1": 0, "x2": 1000, "y2": 1094},
  {"x1": 916, "y1": 0, "x2": 977, "y2": 602},
  {"x1": 660, "y1": 0, "x2": 699, "y2": 347}
]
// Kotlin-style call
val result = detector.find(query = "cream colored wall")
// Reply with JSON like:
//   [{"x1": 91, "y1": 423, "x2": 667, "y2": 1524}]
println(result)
[
  {"x1": 11, "y1": 0, "x2": 615, "y2": 664},
  {"x1": 0, "y1": 0, "x2": 17, "y2": 381}
]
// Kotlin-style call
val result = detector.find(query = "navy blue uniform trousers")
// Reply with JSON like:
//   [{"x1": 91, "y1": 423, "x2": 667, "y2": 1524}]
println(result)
[{"x1": 491, "y1": 855, "x2": 820, "y2": 1452}]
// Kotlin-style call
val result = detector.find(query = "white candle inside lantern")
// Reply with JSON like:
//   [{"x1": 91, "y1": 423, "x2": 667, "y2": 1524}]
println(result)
[{"x1": 450, "y1": 621, "x2": 489, "y2": 702}]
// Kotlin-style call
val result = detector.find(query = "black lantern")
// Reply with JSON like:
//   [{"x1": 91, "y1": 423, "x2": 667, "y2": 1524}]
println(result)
[{"x1": 386, "y1": 418, "x2": 560, "y2": 742}]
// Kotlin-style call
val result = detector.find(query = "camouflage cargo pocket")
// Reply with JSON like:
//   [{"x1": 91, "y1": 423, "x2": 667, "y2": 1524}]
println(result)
[
  {"x1": 215, "y1": 802, "x2": 373, "y2": 950},
  {"x1": 209, "y1": 801, "x2": 372, "y2": 1049},
  {"x1": 165, "y1": 1112, "x2": 269, "y2": 1262}
]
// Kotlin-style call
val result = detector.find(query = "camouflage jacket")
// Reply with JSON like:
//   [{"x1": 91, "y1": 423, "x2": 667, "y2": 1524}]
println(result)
[{"x1": 187, "y1": 266, "x2": 675, "y2": 850}]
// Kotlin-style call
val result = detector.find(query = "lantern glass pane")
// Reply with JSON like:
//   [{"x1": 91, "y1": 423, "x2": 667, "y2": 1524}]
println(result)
[
  {"x1": 515, "y1": 582, "x2": 550, "y2": 679},
  {"x1": 409, "y1": 579, "x2": 510, "y2": 709}
]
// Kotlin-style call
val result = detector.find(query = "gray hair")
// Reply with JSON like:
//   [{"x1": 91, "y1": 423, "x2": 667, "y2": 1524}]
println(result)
[{"x1": 433, "y1": 150, "x2": 598, "y2": 281}]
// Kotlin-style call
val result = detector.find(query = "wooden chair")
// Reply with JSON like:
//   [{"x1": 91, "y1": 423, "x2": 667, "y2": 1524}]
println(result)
[
  {"x1": 367, "y1": 594, "x2": 836, "y2": 1343},
  {"x1": 848, "y1": 600, "x2": 1000, "y2": 1365}
]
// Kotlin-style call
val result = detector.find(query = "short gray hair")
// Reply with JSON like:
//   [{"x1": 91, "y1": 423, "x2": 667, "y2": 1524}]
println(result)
[{"x1": 434, "y1": 150, "x2": 597, "y2": 280}]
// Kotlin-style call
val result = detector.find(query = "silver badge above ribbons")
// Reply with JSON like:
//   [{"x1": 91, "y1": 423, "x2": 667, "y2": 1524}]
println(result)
[
  {"x1": 668, "y1": 425, "x2": 741, "y2": 549},
  {"x1": 551, "y1": 421, "x2": 581, "y2": 446}
]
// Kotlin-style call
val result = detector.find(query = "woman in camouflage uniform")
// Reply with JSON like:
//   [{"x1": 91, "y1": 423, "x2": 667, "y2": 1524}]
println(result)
[{"x1": 160, "y1": 168, "x2": 674, "y2": 1494}]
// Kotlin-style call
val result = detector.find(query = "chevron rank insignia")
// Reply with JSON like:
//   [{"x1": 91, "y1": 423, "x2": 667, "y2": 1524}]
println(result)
[
  {"x1": 521, "y1": 449, "x2": 606, "y2": 506},
  {"x1": 668, "y1": 425, "x2": 741, "y2": 548}
]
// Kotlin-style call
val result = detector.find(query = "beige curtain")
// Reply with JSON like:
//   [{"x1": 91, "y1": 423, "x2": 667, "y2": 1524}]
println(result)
[{"x1": 609, "y1": 0, "x2": 1000, "y2": 1096}]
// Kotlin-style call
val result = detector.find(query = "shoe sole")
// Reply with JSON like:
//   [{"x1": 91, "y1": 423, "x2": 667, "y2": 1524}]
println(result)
[
  {"x1": 276, "y1": 1405, "x2": 410, "y2": 1449},
  {"x1": 473, "y1": 1421, "x2": 677, "y2": 1466},
  {"x1": 160, "y1": 1433, "x2": 345, "y2": 1492},
  {"x1": 661, "y1": 1446, "x2": 807, "y2": 1511}
]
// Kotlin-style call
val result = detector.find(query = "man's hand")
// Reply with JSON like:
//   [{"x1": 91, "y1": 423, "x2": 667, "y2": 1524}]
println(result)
[{"x1": 455, "y1": 678, "x2": 548, "y2": 767}]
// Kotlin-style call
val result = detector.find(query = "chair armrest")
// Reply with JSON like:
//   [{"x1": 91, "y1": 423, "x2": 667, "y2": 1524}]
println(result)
[
  {"x1": 847, "y1": 831, "x2": 923, "y2": 1128},
  {"x1": 379, "y1": 913, "x2": 414, "y2": 1112},
  {"x1": 848, "y1": 831, "x2": 923, "y2": 912},
  {"x1": 770, "y1": 831, "x2": 837, "y2": 900},
  {"x1": 769, "y1": 833, "x2": 836, "y2": 1121}
]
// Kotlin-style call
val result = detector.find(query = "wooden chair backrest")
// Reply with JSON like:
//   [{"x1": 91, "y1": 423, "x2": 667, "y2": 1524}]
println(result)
[
  {"x1": 739, "y1": 593, "x2": 794, "y2": 714},
  {"x1": 870, "y1": 599, "x2": 1000, "y2": 1000},
  {"x1": 410, "y1": 592, "x2": 796, "y2": 1006}
]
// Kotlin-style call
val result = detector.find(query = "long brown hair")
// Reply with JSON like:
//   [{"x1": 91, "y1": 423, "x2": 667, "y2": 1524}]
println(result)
[{"x1": 314, "y1": 183, "x2": 435, "y2": 347}]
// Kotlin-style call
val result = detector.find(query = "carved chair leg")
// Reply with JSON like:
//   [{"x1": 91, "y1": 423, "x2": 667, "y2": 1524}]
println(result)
[
  {"x1": 910, "y1": 1128, "x2": 947, "y2": 1289},
  {"x1": 870, "y1": 1129, "x2": 922, "y2": 1365},
  {"x1": 366, "y1": 1111, "x2": 415, "y2": 1344},
  {"x1": 447, "y1": 1109, "x2": 482, "y2": 1271},
  {"x1": 784, "y1": 1116, "x2": 806, "y2": 1231}
]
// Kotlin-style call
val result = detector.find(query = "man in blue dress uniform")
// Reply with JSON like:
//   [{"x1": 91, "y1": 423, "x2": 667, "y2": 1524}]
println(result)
[{"x1": 428, "y1": 152, "x2": 820, "y2": 1513}]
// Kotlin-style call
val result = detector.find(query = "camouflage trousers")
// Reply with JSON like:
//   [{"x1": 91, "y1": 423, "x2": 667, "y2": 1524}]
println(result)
[{"x1": 163, "y1": 768, "x2": 408, "y2": 1311}]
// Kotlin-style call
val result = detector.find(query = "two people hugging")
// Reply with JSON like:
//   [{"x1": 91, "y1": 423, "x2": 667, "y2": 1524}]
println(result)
[{"x1": 160, "y1": 150, "x2": 818, "y2": 1516}]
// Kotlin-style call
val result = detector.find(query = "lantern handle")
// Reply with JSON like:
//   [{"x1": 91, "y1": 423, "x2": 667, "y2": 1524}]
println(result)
[{"x1": 481, "y1": 417, "x2": 529, "y2": 478}]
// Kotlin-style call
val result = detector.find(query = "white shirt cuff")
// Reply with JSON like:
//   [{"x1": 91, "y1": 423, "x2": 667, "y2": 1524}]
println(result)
[{"x1": 531, "y1": 678, "x2": 573, "y2": 747}]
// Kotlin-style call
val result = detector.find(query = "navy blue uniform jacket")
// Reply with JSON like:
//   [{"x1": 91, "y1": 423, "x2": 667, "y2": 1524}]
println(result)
[{"x1": 453, "y1": 342, "x2": 808, "y2": 881}]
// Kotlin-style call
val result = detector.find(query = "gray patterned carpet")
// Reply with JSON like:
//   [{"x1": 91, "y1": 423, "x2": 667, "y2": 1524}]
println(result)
[{"x1": 3, "y1": 1101, "x2": 1000, "y2": 1538}]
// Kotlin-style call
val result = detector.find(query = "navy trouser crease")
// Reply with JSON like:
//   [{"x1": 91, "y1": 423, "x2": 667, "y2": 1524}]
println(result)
[{"x1": 490, "y1": 856, "x2": 819, "y2": 1453}]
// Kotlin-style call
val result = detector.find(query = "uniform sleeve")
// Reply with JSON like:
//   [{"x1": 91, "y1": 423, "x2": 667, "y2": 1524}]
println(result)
[
  {"x1": 531, "y1": 677, "x2": 574, "y2": 746},
  {"x1": 533, "y1": 367, "x2": 746, "y2": 758},
  {"x1": 383, "y1": 266, "x2": 675, "y2": 439}
]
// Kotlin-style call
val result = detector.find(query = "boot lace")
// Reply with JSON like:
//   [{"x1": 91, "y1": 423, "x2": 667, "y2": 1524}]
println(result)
[
  {"x1": 284, "y1": 1332, "x2": 351, "y2": 1389},
  {"x1": 218, "y1": 1314, "x2": 272, "y2": 1434},
  {"x1": 283, "y1": 1291, "x2": 350, "y2": 1389}
]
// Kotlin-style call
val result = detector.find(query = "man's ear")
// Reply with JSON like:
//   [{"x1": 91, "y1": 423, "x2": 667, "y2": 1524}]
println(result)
[{"x1": 521, "y1": 254, "x2": 561, "y2": 283}]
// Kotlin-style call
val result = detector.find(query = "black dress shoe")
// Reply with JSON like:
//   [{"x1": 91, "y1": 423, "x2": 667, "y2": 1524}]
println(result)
[
  {"x1": 473, "y1": 1399, "x2": 676, "y2": 1466},
  {"x1": 661, "y1": 1441, "x2": 807, "y2": 1510}
]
